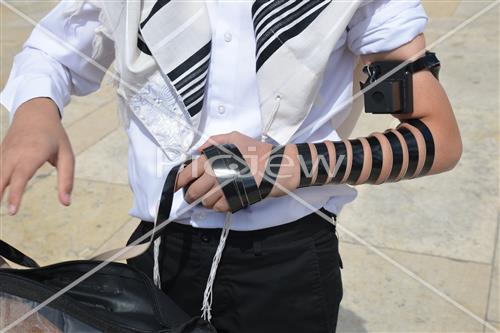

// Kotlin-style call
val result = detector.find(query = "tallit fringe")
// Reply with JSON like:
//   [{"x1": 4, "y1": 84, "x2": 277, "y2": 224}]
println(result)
[
  {"x1": 153, "y1": 237, "x2": 162, "y2": 289},
  {"x1": 201, "y1": 213, "x2": 233, "y2": 322}
]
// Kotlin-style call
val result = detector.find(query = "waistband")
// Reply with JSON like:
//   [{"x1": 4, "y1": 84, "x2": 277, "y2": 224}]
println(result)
[{"x1": 142, "y1": 208, "x2": 336, "y2": 246}]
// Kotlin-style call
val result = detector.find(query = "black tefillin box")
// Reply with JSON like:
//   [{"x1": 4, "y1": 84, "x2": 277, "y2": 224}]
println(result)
[{"x1": 360, "y1": 60, "x2": 414, "y2": 114}]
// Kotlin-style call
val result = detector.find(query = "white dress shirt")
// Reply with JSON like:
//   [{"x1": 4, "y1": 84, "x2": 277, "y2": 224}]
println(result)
[{"x1": 1, "y1": 0, "x2": 427, "y2": 230}]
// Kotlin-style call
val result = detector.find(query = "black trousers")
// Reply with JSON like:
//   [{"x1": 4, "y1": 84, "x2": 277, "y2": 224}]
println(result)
[{"x1": 127, "y1": 209, "x2": 343, "y2": 333}]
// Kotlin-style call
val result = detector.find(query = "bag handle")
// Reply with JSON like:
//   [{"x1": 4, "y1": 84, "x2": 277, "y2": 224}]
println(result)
[
  {"x1": 0, "y1": 160, "x2": 188, "y2": 267},
  {"x1": 0, "y1": 239, "x2": 40, "y2": 268}
]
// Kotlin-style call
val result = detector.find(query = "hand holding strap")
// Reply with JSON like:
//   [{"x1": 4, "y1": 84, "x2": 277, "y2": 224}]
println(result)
[
  {"x1": 203, "y1": 144, "x2": 261, "y2": 212},
  {"x1": 202, "y1": 144, "x2": 288, "y2": 212}
]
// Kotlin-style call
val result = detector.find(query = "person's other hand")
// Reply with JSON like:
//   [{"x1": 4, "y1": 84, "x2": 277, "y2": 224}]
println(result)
[
  {"x1": 1, "y1": 97, "x2": 74, "y2": 215},
  {"x1": 176, "y1": 131, "x2": 301, "y2": 212}
]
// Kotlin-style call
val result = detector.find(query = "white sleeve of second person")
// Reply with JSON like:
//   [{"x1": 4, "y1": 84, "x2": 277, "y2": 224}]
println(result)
[{"x1": 0, "y1": 1, "x2": 115, "y2": 121}]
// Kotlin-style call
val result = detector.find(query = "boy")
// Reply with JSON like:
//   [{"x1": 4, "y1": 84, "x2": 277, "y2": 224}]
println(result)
[{"x1": 0, "y1": 1, "x2": 462, "y2": 332}]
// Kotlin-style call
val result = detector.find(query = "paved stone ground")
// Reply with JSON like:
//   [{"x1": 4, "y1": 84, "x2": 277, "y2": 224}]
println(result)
[{"x1": 0, "y1": 1, "x2": 498, "y2": 332}]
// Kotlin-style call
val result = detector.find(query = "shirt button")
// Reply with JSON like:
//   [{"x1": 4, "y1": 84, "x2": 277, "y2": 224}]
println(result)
[
  {"x1": 200, "y1": 233, "x2": 210, "y2": 243},
  {"x1": 217, "y1": 105, "x2": 226, "y2": 115},
  {"x1": 224, "y1": 32, "x2": 232, "y2": 43}
]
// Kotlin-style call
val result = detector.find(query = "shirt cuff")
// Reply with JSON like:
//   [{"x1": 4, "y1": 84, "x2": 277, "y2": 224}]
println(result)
[
  {"x1": 348, "y1": 2, "x2": 428, "y2": 56},
  {"x1": 0, "y1": 74, "x2": 68, "y2": 122}
]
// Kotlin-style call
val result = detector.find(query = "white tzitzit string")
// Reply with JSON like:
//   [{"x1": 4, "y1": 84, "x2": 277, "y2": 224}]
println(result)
[
  {"x1": 260, "y1": 95, "x2": 281, "y2": 143},
  {"x1": 201, "y1": 213, "x2": 233, "y2": 322},
  {"x1": 151, "y1": 197, "x2": 164, "y2": 289},
  {"x1": 153, "y1": 237, "x2": 162, "y2": 288}
]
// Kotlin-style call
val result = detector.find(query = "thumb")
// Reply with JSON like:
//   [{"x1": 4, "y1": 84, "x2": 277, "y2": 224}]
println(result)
[{"x1": 56, "y1": 143, "x2": 75, "y2": 206}]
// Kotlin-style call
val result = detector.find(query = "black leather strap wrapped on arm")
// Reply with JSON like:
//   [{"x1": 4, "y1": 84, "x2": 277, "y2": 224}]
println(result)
[
  {"x1": 259, "y1": 146, "x2": 286, "y2": 199},
  {"x1": 203, "y1": 145, "x2": 248, "y2": 213},
  {"x1": 201, "y1": 144, "x2": 287, "y2": 212},
  {"x1": 198, "y1": 117, "x2": 436, "y2": 212},
  {"x1": 294, "y1": 118, "x2": 435, "y2": 187}
]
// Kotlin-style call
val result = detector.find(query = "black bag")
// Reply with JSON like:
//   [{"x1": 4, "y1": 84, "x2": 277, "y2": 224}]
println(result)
[
  {"x1": 0, "y1": 163, "x2": 218, "y2": 333},
  {"x1": 0, "y1": 241, "x2": 216, "y2": 332}
]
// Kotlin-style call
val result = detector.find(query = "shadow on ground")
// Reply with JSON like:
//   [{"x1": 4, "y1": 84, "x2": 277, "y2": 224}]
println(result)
[{"x1": 337, "y1": 306, "x2": 368, "y2": 332}]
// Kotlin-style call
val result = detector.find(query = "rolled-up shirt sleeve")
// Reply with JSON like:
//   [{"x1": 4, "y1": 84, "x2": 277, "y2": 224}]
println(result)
[
  {"x1": 347, "y1": 0, "x2": 428, "y2": 56},
  {"x1": 0, "y1": 0, "x2": 115, "y2": 120}
]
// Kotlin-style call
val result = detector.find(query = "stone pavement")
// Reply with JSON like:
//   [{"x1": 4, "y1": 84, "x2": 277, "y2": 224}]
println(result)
[{"x1": 0, "y1": 1, "x2": 498, "y2": 332}]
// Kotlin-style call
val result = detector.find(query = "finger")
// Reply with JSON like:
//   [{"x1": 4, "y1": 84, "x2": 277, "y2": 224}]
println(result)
[
  {"x1": 201, "y1": 183, "x2": 224, "y2": 209},
  {"x1": 0, "y1": 156, "x2": 15, "y2": 204},
  {"x1": 197, "y1": 132, "x2": 234, "y2": 152},
  {"x1": 7, "y1": 166, "x2": 36, "y2": 215},
  {"x1": 184, "y1": 172, "x2": 215, "y2": 204},
  {"x1": 56, "y1": 144, "x2": 75, "y2": 206},
  {"x1": 213, "y1": 196, "x2": 230, "y2": 213},
  {"x1": 176, "y1": 155, "x2": 207, "y2": 191}
]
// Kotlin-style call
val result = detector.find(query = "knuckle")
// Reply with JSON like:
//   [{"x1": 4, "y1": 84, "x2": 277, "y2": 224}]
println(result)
[
  {"x1": 203, "y1": 164, "x2": 215, "y2": 176},
  {"x1": 60, "y1": 148, "x2": 75, "y2": 164},
  {"x1": 9, "y1": 172, "x2": 27, "y2": 186},
  {"x1": 211, "y1": 183, "x2": 221, "y2": 194},
  {"x1": 189, "y1": 187, "x2": 200, "y2": 200},
  {"x1": 1, "y1": 144, "x2": 11, "y2": 156},
  {"x1": 8, "y1": 193, "x2": 21, "y2": 202},
  {"x1": 63, "y1": 179, "x2": 74, "y2": 190},
  {"x1": 8, "y1": 186, "x2": 22, "y2": 199},
  {"x1": 1, "y1": 148, "x2": 18, "y2": 165},
  {"x1": 185, "y1": 188, "x2": 198, "y2": 203},
  {"x1": 13, "y1": 165, "x2": 32, "y2": 178},
  {"x1": 24, "y1": 141, "x2": 45, "y2": 152},
  {"x1": 184, "y1": 191, "x2": 194, "y2": 203},
  {"x1": 213, "y1": 201, "x2": 226, "y2": 212}
]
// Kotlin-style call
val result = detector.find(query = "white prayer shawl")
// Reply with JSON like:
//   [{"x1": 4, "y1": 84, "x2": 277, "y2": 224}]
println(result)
[{"x1": 69, "y1": 0, "x2": 365, "y2": 160}]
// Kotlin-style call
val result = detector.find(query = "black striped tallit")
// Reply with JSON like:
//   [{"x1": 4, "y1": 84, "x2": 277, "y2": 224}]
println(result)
[
  {"x1": 137, "y1": 0, "x2": 211, "y2": 117},
  {"x1": 167, "y1": 42, "x2": 211, "y2": 116},
  {"x1": 136, "y1": 0, "x2": 332, "y2": 116},
  {"x1": 253, "y1": 0, "x2": 331, "y2": 71},
  {"x1": 137, "y1": 0, "x2": 171, "y2": 55}
]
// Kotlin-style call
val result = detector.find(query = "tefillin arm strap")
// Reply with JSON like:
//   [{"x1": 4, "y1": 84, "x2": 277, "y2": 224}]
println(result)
[
  {"x1": 202, "y1": 144, "x2": 286, "y2": 213},
  {"x1": 295, "y1": 119, "x2": 435, "y2": 187},
  {"x1": 202, "y1": 119, "x2": 435, "y2": 211},
  {"x1": 202, "y1": 53, "x2": 441, "y2": 210}
]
